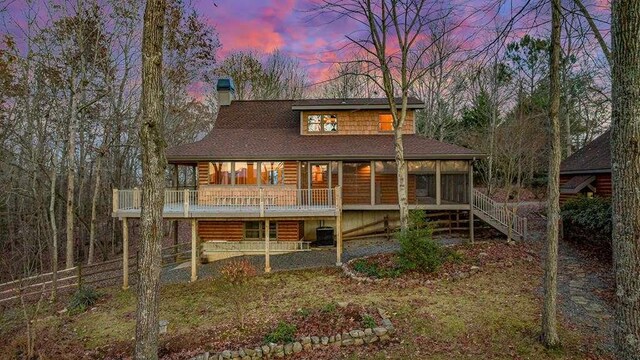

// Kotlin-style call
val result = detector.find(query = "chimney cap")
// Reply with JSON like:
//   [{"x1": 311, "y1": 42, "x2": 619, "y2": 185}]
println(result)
[{"x1": 216, "y1": 77, "x2": 235, "y2": 92}]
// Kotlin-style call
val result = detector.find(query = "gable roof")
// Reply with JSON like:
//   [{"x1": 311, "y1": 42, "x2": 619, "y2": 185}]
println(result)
[
  {"x1": 560, "y1": 130, "x2": 611, "y2": 174},
  {"x1": 166, "y1": 100, "x2": 483, "y2": 162}
]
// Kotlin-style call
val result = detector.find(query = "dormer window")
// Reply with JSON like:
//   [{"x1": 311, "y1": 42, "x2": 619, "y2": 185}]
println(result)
[{"x1": 308, "y1": 114, "x2": 338, "y2": 132}]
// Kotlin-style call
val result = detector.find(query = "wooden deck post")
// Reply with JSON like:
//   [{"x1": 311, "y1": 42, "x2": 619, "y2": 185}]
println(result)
[
  {"x1": 183, "y1": 188, "x2": 189, "y2": 217},
  {"x1": 265, "y1": 219, "x2": 271, "y2": 273},
  {"x1": 191, "y1": 219, "x2": 198, "y2": 282},
  {"x1": 122, "y1": 218, "x2": 129, "y2": 290},
  {"x1": 112, "y1": 189, "x2": 119, "y2": 216},
  {"x1": 469, "y1": 162, "x2": 475, "y2": 244},
  {"x1": 436, "y1": 161, "x2": 442, "y2": 205},
  {"x1": 335, "y1": 186, "x2": 343, "y2": 266}
]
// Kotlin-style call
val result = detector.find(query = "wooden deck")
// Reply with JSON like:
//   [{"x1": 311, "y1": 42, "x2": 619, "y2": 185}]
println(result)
[{"x1": 112, "y1": 187, "x2": 340, "y2": 219}]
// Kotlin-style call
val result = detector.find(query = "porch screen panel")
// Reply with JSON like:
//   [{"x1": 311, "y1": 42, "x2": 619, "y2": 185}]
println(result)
[
  {"x1": 441, "y1": 161, "x2": 469, "y2": 204},
  {"x1": 261, "y1": 161, "x2": 285, "y2": 185},
  {"x1": 208, "y1": 162, "x2": 232, "y2": 184},
  {"x1": 374, "y1": 161, "x2": 399, "y2": 205},
  {"x1": 235, "y1": 162, "x2": 257, "y2": 185},
  {"x1": 408, "y1": 161, "x2": 436, "y2": 204},
  {"x1": 342, "y1": 162, "x2": 371, "y2": 205}
]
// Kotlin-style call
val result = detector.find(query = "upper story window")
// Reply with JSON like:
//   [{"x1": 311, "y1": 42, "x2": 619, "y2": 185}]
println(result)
[
  {"x1": 208, "y1": 162, "x2": 232, "y2": 184},
  {"x1": 379, "y1": 114, "x2": 394, "y2": 132},
  {"x1": 261, "y1": 161, "x2": 285, "y2": 185},
  {"x1": 308, "y1": 114, "x2": 338, "y2": 132}
]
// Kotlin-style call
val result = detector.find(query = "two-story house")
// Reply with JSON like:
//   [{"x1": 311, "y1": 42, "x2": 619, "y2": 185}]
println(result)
[{"x1": 112, "y1": 79, "x2": 527, "y2": 284}]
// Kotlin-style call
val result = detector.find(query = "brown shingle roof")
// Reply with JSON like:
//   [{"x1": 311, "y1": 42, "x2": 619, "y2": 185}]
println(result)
[
  {"x1": 166, "y1": 100, "x2": 482, "y2": 162},
  {"x1": 560, "y1": 130, "x2": 611, "y2": 174}
]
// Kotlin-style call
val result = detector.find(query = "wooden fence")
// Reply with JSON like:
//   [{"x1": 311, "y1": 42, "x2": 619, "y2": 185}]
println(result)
[{"x1": 0, "y1": 243, "x2": 196, "y2": 305}]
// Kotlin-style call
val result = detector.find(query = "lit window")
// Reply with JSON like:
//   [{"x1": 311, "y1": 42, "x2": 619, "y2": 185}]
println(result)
[
  {"x1": 260, "y1": 161, "x2": 285, "y2": 185},
  {"x1": 208, "y1": 162, "x2": 231, "y2": 184},
  {"x1": 235, "y1": 162, "x2": 257, "y2": 185},
  {"x1": 307, "y1": 114, "x2": 338, "y2": 132},
  {"x1": 379, "y1": 114, "x2": 393, "y2": 132}
]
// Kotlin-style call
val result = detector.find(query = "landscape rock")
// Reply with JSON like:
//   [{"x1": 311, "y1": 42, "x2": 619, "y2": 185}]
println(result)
[
  {"x1": 284, "y1": 343, "x2": 293, "y2": 355},
  {"x1": 292, "y1": 342, "x2": 302, "y2": 353},
  {"x1": 354, "y1": 338, "x2": 364, "y2": 346},
  {"x1": 311, "y1": 336, "x2": 320, "y2": 344},
  {"x1": 373, "y1": 327, "x2": 388, "y2": 336},
  {"x1": 321, "y1": 336, "x2": 329, "y2": 345}
]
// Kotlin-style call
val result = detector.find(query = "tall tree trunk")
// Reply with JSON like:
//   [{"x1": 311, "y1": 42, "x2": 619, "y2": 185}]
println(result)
[
  {"x1": 611, "y1": 1, "x2": 640, "y2": 358},
  {"x1": 49, "y1": 159, "x2": 58, "y2": 302},
  {"x1": 394, "y1": 129, "x2": 409, "y2": 230},
  {"x1": 541, "y1": 0, "x2": 562, "y2": 348},
  {"x1": 135, "y1": 0, "x2": 167, "y2": 358},
  {"x1": 88, "y1": 155, "x2": 102, "y2": 265},
  {"x1": 66, "y1": 87, "x2": 77, "y2": 269}
]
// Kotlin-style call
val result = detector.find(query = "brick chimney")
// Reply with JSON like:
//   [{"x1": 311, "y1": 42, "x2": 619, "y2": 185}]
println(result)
[{"x1": 217, "y1": 78, "x2": 235, "y2": 106}]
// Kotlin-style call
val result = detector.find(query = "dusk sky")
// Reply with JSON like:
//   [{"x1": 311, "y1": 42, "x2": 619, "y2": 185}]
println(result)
[
  {"x1": 1, "y1": 0, "x2": 609, "y2": 84},
  {"x1": 192, "y1": 0, "x2": 361, "y2": 84}
]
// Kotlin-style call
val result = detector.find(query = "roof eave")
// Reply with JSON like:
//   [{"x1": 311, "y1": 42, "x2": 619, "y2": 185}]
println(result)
[
  {"x1": 560, "y1": 168, "x2": 611, "y2": 175},
  {"x1": 291, "y1": 104, "x2": 424, "y2": 111},
  {"x1": 167, "y1": 153, "x2": 485, "y2": 163}
]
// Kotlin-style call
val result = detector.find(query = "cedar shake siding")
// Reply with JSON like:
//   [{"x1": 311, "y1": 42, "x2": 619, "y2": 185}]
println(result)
[{"x1": 300, "y1": 110, "x2": 414, "y2": 135}]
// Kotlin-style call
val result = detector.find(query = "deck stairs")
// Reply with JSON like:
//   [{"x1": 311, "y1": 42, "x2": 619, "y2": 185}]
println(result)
[{"x1": 472, "y1": 189, "x2": 528, "y2": 241}]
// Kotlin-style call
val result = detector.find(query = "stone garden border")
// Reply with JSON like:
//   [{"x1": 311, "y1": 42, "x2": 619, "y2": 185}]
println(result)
[
  {"x1": 188, "y1": 308, "x2": 396, "y2": 360},
  {"x1": 341, "y1": 256, "x2": 386, "y2": 283}
]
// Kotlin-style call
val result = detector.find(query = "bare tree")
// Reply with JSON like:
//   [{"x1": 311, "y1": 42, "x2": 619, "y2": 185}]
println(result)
[
  {"x1": 314, "y1": 0, "x2": 456, "y2": 229},
  {"x1": 135, "y1": 0, "x2": 167, "y2": 358},
  {"x1": 610, "y1": 0, "x2": 640, "y2": 358},
  {"x1": 541, "y1": 0, "x2": 561, "y2": 348}
]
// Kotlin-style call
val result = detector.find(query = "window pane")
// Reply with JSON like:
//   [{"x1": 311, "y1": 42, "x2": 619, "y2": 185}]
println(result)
[
  {"x1": 208, "y1": 162, "x2": 232, "y2": 184},
  {"x1": 441, "y1": 161, "x2": 469, "y2": 173},
  {"x1": 379, "y1": 114, "x2": 393, "y2": 131},
  {"x1": 441, "y1": 174, "x2": 469, "y2": 204},
  {"x1": 235, "y1": 162, "x2": 257, "y2": 185},
  {"x1": 408, "y1": 161, "x2": 436, "y2": 174},
  {"x1": 261, "y1": 161, "x2": 285, "y2": 185},
  {"x1": 244, "y1": 221, "x2": 276, "y2": 239},
  {"x1": 323, "y1": 115, "x2": 338, "y2": 132},
  {"x1": 308, "y1": 115, "x2": 321, "y2": 132}
]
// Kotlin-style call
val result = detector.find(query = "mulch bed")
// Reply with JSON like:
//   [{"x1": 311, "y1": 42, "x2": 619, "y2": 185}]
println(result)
[
  {"x1": 346, "y1": 241, "x2": 539, "y2": 284},
  {"x1": 90, "y1": 303, "x2": 384, "y2": 359}
]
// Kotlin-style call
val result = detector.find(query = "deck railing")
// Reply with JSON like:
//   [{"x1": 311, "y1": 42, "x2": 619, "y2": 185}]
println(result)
[
  {"x1": 112, "y1": 186, "x2": 339, "y2": 217},
  {"x1": 472, "y1": 189, "x2": 527, "y2": 238}
]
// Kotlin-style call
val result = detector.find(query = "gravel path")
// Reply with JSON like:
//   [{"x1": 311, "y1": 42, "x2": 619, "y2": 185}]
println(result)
[{"x1": 160, "y1": 234, "x2": 466, "y2": 285}]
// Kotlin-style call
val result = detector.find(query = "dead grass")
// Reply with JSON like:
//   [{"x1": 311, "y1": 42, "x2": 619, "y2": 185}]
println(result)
[{"x1": 0, "y1": 242, "x2": 612, "y2": 359}]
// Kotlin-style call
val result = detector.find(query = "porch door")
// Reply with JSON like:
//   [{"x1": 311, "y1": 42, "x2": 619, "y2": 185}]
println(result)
[
  {"x1": 415, "y1": 174, "x2": 436, "y2": 204},
  {"x1": 309, "y1": 162, "x2": 330, "y2": 205}
]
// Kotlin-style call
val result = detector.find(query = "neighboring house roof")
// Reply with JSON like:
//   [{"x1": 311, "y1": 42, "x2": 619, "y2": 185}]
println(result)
[
  {"x1": 560, "y1": 175, "x2": 596, "y2": 194},
  {"x1": 166, "y1": 100, "x2": 483, "y2": 162},
  {"x1": 291, "y1": 97, "x2": 424, "y2": 110},
  {"x1": 560, "y1": 130, "x2": 611, "y2": 174}
]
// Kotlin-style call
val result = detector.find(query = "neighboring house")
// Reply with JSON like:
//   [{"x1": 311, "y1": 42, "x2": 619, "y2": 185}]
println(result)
[
  {"x1": 560, "y1": 130, "x2": 611, "y2": 203},
  {"x1": 112, "y1": 79, "x2": 527, "y2": 280}
]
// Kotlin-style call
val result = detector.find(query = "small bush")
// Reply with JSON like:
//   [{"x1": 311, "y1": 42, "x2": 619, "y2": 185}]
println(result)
[
  {"x1": 362, "y1": 314, "x2": 376, "y2": 328},
  {"x1": 265, "y1": 321, "x2": 297, "y2": 344},
  {"x1": 68, "y1": 286, "x2": 99, "y2": 313},
  {"x1": 219, "y1": 259, "x2": 257, "y2": 329},
  {"x1": 561, "y1": 196, "x2": 611, "y2": 247},
  {"x1": 396, "y1": 210, "x2": 457, "y2": 273}
]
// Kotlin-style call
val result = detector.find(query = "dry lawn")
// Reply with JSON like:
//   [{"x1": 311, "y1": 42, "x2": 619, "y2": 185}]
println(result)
[{"x1": 0, "y1": 241, "x2": 612, "y2": 359}]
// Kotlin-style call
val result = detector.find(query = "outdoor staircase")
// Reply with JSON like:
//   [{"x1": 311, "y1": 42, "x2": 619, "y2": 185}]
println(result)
[{"x1": 472, "y1": 189, "x2": 528, "y2": 241}]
